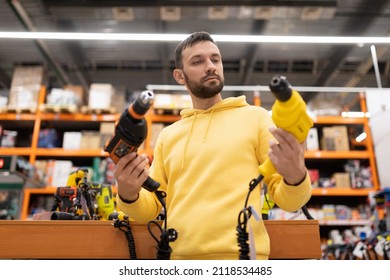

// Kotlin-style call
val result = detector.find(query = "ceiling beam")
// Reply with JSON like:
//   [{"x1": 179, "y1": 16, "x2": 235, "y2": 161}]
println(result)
[
  {"x1": 240, "y1": 20, "x2": 266, "y2": 90},
  {"x1": 55, "y1": 19, "x2": 92, "y2": 92},
  {"x1": 7, "y1": 0, "x2": 71, "y2": 87},
  {"x1": 303, "y1": 0, "x2": 390, "y2": 102}
]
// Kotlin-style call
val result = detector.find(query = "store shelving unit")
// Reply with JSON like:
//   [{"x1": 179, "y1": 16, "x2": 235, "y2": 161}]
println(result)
[{"x1": 0, "y1": 87, "x2": 381, "y2": 227}]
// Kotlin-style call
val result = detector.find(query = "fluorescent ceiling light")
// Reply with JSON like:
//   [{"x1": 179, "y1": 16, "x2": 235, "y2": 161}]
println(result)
[
  {"x1": 0, "y1": 32, "x2": 390, "y2": 44},
  {"x1": 355, "y1": 132, "x2": 367, "y2": 143}
]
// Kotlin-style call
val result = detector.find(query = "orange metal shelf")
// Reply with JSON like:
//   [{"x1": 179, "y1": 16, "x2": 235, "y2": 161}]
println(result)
[
  {"x1": 35, "y1": 148, "x2": 108, "y2": 157},
  {"x1": 150, "y1": 113, "x2": 181, "y2": 123},
  {"x1": 40, "y1": 112, "x2": 119, "y2": 122},
  {"x1": 312, "y1": 115, "x2": 366, "y2": 125},
  {"x1": 0, "y1": 147, "x2": 34, "y2": 155},
  {"x1": 0, "y1": 113, "x2": 37, "y2": 121},
  {"x1": 305, "y1": 150, "x2": 370, "y2": 159},
  {"x1": 312, "y1": 187, "x2": 376, "y2": 196}
]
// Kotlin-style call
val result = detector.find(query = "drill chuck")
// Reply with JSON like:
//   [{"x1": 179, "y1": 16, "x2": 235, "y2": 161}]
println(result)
[
  {"x1": 269, "y1": 75, "x2": 313, "y2": 144},
  {"x1": 269, "y1": 75, "x2": 292, "y2": 102},
  {"x1": 131, "y1": 90, "x2": 155, "y2": 118}
]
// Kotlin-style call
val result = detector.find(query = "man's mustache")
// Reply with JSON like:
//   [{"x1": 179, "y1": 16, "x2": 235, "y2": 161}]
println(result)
[{"x1": 202, "y1": 74, "x2": 221, "y2": 82}]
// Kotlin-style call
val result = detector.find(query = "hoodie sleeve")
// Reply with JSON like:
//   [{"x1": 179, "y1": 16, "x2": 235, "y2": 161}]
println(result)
[
  {"x1": 117, "y1": 188, "x2": 162, "y2": 223},
  {"x1": 116, "y1": 132, "x2": 165, "y2": 222},
  {"x1": 264, "y1": 172, "x2": 312, "y2": 212}
]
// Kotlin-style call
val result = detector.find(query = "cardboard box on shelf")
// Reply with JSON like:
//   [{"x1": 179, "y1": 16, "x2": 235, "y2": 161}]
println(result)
[
  {"x1": 88, "y1": 83, "x2": 114, "y2": 110},
  {"x1": 333, "y1": 172, "x2": 351, "y2": 188},
  {"x1": 99, "y1": 122, "x2": 115, "y2": 147},
  {"x1": 64, "y1": 85, "x2": 85, "y2": 106},
  {"x1": 62, "y1": 132, "x2": 82, "y2": 149},
  {"x1": 80, "y1": 131, "x2": 101, "y2": 149},
  {"x1": 321, "y1": 125, "x2": 350, "y2": 151},
  {"x1": 8, "y1": 66, "x2": 45, "y2": 110}
]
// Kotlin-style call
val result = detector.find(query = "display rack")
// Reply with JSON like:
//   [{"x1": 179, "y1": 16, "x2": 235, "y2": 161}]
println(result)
[{"x1": 0, "y1": 86, "x2": 381, "y2": 235}]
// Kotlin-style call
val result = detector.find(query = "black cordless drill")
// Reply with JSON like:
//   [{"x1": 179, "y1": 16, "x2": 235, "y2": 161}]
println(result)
[{"x1": 104, "y1": 90, "x2": 160, "y2": 192}]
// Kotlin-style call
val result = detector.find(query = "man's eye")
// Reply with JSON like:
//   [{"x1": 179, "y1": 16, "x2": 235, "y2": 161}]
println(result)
[{"x1": 192, "y1": 61, "x2": 201, "y2": 65}]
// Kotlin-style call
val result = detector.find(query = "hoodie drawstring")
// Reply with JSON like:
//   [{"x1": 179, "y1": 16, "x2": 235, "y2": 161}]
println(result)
[
  {"x1": 203, "y1": 109, "x2": 214, "y2": 143},
  {"x1": 180, "y1": 112, "x2": 197, "y2": 174}
]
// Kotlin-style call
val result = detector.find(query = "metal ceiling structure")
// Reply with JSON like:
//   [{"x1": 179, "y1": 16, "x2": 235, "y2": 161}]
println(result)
[{"x1": 0, "y1": 0, "x2": 390, "y2": 109}]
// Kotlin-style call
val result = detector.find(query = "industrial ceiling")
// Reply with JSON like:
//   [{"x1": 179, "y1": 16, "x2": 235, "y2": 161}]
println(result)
[{"x1": 0, "y1": 0, "x2": 390, "y2": 110}]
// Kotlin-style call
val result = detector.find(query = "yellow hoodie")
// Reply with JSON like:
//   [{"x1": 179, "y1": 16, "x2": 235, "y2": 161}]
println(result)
[{"x1": 117, "y1": 96, "x2": 312, "y2": 260}]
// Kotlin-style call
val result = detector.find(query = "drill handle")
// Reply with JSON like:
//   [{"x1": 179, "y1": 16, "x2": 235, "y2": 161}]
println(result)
[{"x1": 143, "y1": 176, "x2": 161, "y2": 192}]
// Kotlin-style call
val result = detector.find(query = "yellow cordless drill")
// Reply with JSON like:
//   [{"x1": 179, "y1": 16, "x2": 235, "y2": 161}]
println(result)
[{"x1": 258, "y1": 75, "x2": 313, "y2": 179}]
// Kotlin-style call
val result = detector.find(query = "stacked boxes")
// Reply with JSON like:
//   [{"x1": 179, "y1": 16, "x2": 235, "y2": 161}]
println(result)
[{"x1": 8, "y1": 66, "x2": 45, "y2": 111}]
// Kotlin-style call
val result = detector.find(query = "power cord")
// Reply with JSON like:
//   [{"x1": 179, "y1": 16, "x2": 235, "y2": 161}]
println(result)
[
  {"x1": 236, "y1": 174, "x2": 263, "y2": 260},
  {"x1": 112, "y1": 215, "x2": 137, "y2": 259},
  {"x1": 147, "y1": 190, "x2": 178, "y2": 260}
]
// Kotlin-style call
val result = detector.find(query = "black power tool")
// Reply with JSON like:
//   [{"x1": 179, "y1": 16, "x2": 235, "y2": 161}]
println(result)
[{"x1": 104, "y1": 90, "x2": 160, "y2": 192}]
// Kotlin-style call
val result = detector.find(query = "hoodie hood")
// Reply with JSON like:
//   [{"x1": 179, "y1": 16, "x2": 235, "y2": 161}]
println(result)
[
  {"x1": 180, "y1": 95, "x2": 249, "y2": 118},
  {"x1": 179, "y1": 96, "x2": 249, "y2": 173}
]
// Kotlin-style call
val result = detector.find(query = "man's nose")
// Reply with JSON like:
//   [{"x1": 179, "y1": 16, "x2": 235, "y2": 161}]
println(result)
[{"x1": 205, "y1": 58, "x2": 217, "y2": 72}]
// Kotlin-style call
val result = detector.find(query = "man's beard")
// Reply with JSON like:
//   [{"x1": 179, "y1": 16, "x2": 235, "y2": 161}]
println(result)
[{"x1": 184, "y1": 72, "x2": 224, "y2": 99}]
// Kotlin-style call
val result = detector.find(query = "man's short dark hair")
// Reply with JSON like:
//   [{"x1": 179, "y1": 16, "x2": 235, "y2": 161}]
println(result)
[{"x1": 174, "y1": 31, "x2": 216, "y2": 69}]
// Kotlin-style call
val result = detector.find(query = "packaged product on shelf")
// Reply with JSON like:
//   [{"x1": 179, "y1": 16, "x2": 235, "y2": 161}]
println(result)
[
  {"x1": 8, "y1": 66, "x2": 45, "y2": 111},
  {"x1": 80, "y1": 131, "x2": 101, "y2": 149},
  {"x1": 306, "y1": 127, "x2": 319, "y2": 151},
  {"x1": 345, "y1": 160, "x2": 373, "y2": 188},
  {"x1": 0, "y1": 130, "x2": 17, "y2": 147},
  {"x1": 88, "y1": 83, "x2": 114, "y2": 110},
  {"x1": 38, "y1": 128, "x2": 60, "y2": 148},
  {"x1": 45, "y1": 160, "x2": 73, "y2": 187},
  {"x1": 99, "y1": 122, "x2": 115, "y2": 147},
  {"x1": 321, "y1": 125, "x2": 350, "y2": 151},
  {"x1": 62, "y1": 131, "x2": 82, "y2": 149},
  {"x1": 333, "y1": 172, "x2": 351, "y2": 188}
]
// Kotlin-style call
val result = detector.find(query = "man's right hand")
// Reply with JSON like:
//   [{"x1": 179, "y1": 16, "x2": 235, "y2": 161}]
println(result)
[{"x1": 114, "y1": 152, "x2": 150, "y2": 202}]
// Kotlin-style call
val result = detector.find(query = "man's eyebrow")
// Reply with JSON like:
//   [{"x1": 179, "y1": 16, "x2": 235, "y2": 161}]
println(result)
[{"x1": 189, "y1": 53, "x2": 221, "y2": 60}]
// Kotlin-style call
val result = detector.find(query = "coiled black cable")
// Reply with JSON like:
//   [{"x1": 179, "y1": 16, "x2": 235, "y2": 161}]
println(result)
[
  {"x1": 147, "y1": 190, "x2": 178, "y2": 260},
  {"x1": 237, "y1": 208, "x2": 251, "y2": 260},
  {"x1": 236, "y1": 174, "x2": 263, "y2": 260},
  {"x1": 113, "y1": 218, "x2": 137, "y2": 259}
]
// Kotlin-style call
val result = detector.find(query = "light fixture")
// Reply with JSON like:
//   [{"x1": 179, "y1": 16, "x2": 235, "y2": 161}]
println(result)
[
  {"x1": 1, "y1": 32, "x2": 390, "y2": 44},
  {"x1": 356, "y1": 132, "x2": 367, "y2": 143}
]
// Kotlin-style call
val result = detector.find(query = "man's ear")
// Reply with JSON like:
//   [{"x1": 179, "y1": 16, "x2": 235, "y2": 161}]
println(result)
[{"x1": 173, "y1": 69, "x2": 185, "y2": 85}]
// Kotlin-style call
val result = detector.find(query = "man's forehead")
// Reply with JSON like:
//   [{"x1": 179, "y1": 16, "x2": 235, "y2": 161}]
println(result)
[{"x1": 182, "y1": 41, "x2": 221, "y2": 59}]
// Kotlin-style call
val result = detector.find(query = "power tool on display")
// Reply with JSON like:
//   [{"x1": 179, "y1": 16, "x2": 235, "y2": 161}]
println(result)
[
  {"x1": 51, "y1": 168, "x2": 96, "y2": 220},
  {"x1": 237, "y1": 75, "x2": 314, "y2": 259},
  {"x1": 89, "y1": 182, "x2": 116, "y2": 220},
  {"x1": 104, "y1": 90, "x2": 160, "y2": 192}
]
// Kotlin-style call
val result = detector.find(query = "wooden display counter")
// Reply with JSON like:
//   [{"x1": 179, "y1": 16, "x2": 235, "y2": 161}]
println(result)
[{"x1": 0, "y1": 220, "x2": 321, "y2": 259}]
